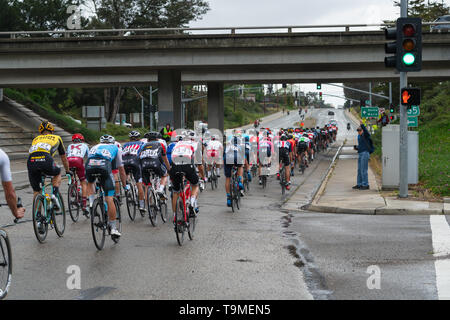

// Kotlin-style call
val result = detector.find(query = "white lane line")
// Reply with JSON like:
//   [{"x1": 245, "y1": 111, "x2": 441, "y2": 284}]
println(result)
[
  {"x1": 12, "y1": 170, "x2": 28, "y2": 175},
  {"x1": 430, "y1": 215, "x2": 450, "y2": 300}
]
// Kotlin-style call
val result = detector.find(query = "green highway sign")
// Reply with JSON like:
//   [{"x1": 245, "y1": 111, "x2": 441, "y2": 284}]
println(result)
[
  {"x1": 408, "y1": 116, "x2": 418, "y2": 127},
  {"x1": 407, "y1": 105, "x2": 420, "y2": 116},
  {"x1": 361, "y1": 107, "x2": 379, "y2": 118}
]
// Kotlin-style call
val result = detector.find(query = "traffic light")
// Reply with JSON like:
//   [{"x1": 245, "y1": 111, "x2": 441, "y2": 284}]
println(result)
[
  {"x1": 319, "y1": 92, "x2": 322, "y2": 99},
  {"x1": 397, "y1": 18, "x2": 422, "y2": 72},
  {"x1": 389, "y1": 104, "x2": 395, "y2": 113},
  {"x1": 390, "y1": 115, "x2": 394, "y2": 120},
  {"x1": 401, "y1": 87, "x2": 421, "y2": 107},
  {"x1": 317, "y1": 83, "x2": 321, "y2": 90},
  {"x1": 385, "y1": 18, "x2": 422, "y2": 72},
  {"x1": 360, "y1": 99, "x2": 365, "y2": 107},
  {"x1": 385, "y1": 18, "x2": 422, "y2": 71},
  {"x1": 282, "y1": 83, "x2": 287, "y2": 88}
]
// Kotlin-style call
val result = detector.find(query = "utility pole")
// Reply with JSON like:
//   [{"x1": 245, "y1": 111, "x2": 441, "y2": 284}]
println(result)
[
  {"x1": 399, "y1": 0, "x2": 409, "y2": 198},
  {"x1": 149, "y1": 85, "x2": 153, "y2": 131}
]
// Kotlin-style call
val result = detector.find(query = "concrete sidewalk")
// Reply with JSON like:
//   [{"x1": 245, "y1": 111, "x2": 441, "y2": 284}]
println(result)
[{"x1": 303, "y1": 155, "x2": 448, "y2": 215}]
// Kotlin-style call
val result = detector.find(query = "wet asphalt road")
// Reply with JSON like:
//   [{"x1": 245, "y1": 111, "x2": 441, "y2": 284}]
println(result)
[
  {"x1": 3, "y1": 108, "x2": 445, "y2": 300},
  {"x1": 0, "y1": 108, "x2": 331, "y2": 300}
]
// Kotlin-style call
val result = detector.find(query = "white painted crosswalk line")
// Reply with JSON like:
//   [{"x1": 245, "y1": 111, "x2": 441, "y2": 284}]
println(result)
[{"x1": 430, "y1": 215, "x2": 450, "y2": 300}]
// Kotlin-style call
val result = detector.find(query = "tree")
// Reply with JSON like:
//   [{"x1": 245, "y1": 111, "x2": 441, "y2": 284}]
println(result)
[
  {"x1": 391, "y1": 1, "x2": 449, "y2": 30},
  {"x1": 84, "y1": 0, "x2": 210, "y2": 123}
]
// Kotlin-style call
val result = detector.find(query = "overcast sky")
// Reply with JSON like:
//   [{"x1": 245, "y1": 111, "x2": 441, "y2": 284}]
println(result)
[{"x1": 189, "y1": 0, "x2": 449, "y2": 107}]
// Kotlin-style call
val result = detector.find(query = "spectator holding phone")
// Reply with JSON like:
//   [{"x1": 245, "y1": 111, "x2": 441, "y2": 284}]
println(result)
[{"x1": 353, "y1": 121, "x2": 374, "y2": 190}]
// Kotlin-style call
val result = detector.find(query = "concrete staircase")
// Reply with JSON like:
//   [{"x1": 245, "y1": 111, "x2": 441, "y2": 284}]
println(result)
[{"x1": 0, "y1": 96, "x2": 72, "y2": 160}]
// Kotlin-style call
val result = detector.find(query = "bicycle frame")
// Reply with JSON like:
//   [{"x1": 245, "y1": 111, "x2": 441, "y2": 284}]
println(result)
[{"x1": 173, "y1": 174, "x2": 191, "y2": 224}]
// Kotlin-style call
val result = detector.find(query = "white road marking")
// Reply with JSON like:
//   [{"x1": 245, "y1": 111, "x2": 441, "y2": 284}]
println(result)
[
  {"x1": 12, "y1": 170, "x2": 28, "y2": 175},
  {"x1": 430, "y1": 215, "x2": 450, "y2": 300}
]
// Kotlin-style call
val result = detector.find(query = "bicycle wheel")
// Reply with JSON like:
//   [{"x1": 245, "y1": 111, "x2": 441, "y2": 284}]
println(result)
[
  {"x1": 32, "y1": 195, "x2": 48, "y2": 243},
  {"x1": 53, "y1": 192, "x2": 66, "y2": 237},
  {"x1": 174, "y1": 197, "x2": 185, "y2": 246},
  {"x1": 187, "y1": 209, "x2": 196, "y2": 241},
  {"x1": 126, "y1": 183, "x2": 137, "y2": 221},
  {"x1": 67, "y1": 183, "x2": 80, "y2": 222},
  {"x1": 139, "y1": 184, "x2": 146, "y2": 217},
  {"x1": 230, "y1": 179, "x2": 235, "y2": 213},
  {"x1": 0, "y1": 230, "x2": 12, "y2": 300},
  {"x1": 210, "y1": 171, "x2": 215, "y2": 190},
  {"x1": 160, "y1": 197, "x2": 168, "y2": 223},
  {"x1": 112, "y1": 198, "x2": 122, "y2": 244},
  {"x1": 234, "y1": 180, "x2": 240, "y2": 210},
  {"x1": 90, "y1": 199, "x2": 106, "y2": 250},
  {"x1": 147, "y1": 188, "x2": 158, "y2": 227}
]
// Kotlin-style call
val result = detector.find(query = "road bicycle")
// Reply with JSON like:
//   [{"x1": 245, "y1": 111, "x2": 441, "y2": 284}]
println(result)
[
  {"x1": 90, "y1": 174, "x2": 122, "y2": 250},
  {"x1": 208, "y1": 163, "x2": 218, "y2": 191},
  {"x1": 173, "y1": 171, "x2": 196, "y2": 246},
  {"x1": 67, "y1": 168, "x2": 88, "y2": 222},
  {"x1": 125, "y1": 172, "x2": 141, "y2": 221},
  {"x1": 32, "y1": 174, "x2": 70, "y2": 243},
  {"x1": 230, "y1": 166, "x2": 241, "y2": 212},
  {"x1": 279, "y1": 163, "x2": 287, "y2": 195},
  {"x1": 144, "y1": 169, "x2": 168, "y2": 227},
  {"x1": 0, "y1": 199, "x2": 23, "y2": 300},
  {"x1": 243, "y1": 167, "x2": 250, "y2": 193}
]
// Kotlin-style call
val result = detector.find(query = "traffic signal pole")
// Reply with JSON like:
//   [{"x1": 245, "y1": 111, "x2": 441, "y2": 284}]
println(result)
[{"x1": 399, "y1": 0, "x2": 409, "y2": 198}]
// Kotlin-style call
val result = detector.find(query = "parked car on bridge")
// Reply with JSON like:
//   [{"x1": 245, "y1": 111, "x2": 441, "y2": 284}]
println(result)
[
  {"x1": 328, "y1": 110, "x2": 335, "y2": 116},
  {"x1": 431, "y1": 15, "x2": 450, "y2": 32}
]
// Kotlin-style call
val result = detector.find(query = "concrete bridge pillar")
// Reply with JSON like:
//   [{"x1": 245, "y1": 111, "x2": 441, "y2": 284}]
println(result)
[
  {"x1": 157, "y1": 70, "x2": 181, "y2": 130},
  {"x1": 207, "y1": 82, "x2": 224, "y2": 133}
]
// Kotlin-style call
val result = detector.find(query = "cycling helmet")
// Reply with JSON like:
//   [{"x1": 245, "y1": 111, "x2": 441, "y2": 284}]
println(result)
[
  {"x1": 72, "y1": 133, "x2": 84, "y2": 143},
  {"x1": 156, "y1": 132, "x2": 163, "y2": 139},
  {"x1": 144, "y1": 131, "x2": 159, "y2": 141},
  {"x1": 288, "y1": 134, "x2": 294, "y2": 140},
  {"x1": 129, "y1": 130, "x2": 141, "y2": 140},
  {"x1": 281, "y1": 134, "x2": 288, "y2": 141},
  {"x1": 38, "y1": 121, "x2": 54, "y2": 134},
  {"x1": 100, "y1": 134, "x2": 115, "y2": 144},
  {"x1": 303, "y1": 133, "x2": 309, "y2": 137}
]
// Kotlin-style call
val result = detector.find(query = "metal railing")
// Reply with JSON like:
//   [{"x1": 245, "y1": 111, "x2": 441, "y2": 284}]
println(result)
[{"x1": 0, "y1": 22, "x2": 448, "y2": 39}]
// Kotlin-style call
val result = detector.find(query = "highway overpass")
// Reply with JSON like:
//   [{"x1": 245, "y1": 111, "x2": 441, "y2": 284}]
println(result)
[{"x1": 1, "y1": 26, "x2": 449, "y2": 129}]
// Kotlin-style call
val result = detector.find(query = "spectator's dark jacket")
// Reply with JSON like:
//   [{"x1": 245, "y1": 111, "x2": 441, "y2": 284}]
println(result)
[{"x1": 357, "y1": 124, "x2": 372, "y2": 153}]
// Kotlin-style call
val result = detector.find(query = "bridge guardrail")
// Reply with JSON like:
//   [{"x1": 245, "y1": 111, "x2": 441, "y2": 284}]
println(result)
[{"x1": 0, "y1": 22, "x2": 448, "y2": 39}]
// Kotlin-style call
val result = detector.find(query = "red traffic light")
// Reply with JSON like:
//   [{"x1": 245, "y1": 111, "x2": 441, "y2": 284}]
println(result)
[
  {"x1": 403, "y1": 24, "x2": 416, "y2": 37},
  {"x1": 390, "y1": 116, "x2": 394, "y2": 120},
  {"x1": 400, "y1": 87, "x2": 421, "y2": 106}
]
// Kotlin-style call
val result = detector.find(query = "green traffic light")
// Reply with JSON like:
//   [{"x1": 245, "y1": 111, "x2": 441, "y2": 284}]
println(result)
[{"x1": 402, "y1": 53, "x2": 415, "y2": 65}]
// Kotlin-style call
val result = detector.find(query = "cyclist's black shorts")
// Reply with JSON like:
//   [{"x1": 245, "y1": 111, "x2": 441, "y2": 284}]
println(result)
[
  {"x1": 279, "y1": 148, "x2": 290, "y2": 166},
  {"x1": 27, "y1": 152, "x2": 61, "y2": 192},
  {"x1": 123, "y1": 156, "x2": 142, "y2": 183},
  {"x1": 297, "y1": 143, "x2": 308, "y2": 154},
  {"x1": 169, "y1": 164, "x2": 199, "y2": 193},
  {"x1": 85, "y1": 158, "x2": 115, "y2": 197},
  {"x1": 141, "y1": 159, "x2": 167, "y2": 184},
  {"x1": 224, "y1": 164, "x2": 243, "y2": 178}
]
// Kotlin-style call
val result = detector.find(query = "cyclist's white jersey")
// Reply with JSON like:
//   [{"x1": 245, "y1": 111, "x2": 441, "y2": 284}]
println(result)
[
  {"x1": 0, "y1": 148, "x2": 12, "y2": 182},
  {"x1": 206, "y1": 140, "x2": 223, "y2": 151},
  {"x1": 67, "y1": 143, "x2": 90, "y2": 159},
  {"x1": 158, "y1": 138, "x2": 167, "y2": 150}
]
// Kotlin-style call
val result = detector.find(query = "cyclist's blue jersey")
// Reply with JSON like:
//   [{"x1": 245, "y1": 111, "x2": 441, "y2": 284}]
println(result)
[
  {"x1": 88, "y1": 143, "x2": 119, "y2": 163},
  {"x1": 166, "y1": 142, "x2": 176, "y2": 165}
]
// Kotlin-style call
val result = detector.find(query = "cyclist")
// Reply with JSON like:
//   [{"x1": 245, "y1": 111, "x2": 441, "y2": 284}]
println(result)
[
  {"x1": 277, "y1": 134, "x2": 292, "y2": 190},
  {"x1": 27, "y1": 121, "x2": 70, "y2": 214},
  {"x1": 67, "y1": 133, "x2": 90, "y2": 216},
  {"x1": 139, "y1": 131, "x2": 171, "y2": 201},
  {"x1": 122, "y1": 131, "x2": 146, "y2": 212},
  {"x1": 86, "y1": 135, "x2": 129, "y2": 238},
  {"x1": 186, "y1": 131, "x2": 206, "y2": 191},
  {"x1": 298, "y1": 133, "x2": 311, "y2": 169},
  {"x1": 204, "y1": 133, "x2": 223, "y2": 180},
  {"x1": 0, "y1": 148, "x2": 25, "y2": 219},
  {"x1": 224, "y1": 135, "x2": 245, "y2": 207},
  {"x1": 242, "y1": 131, "x2": 252, "y2": 182},
  {"x1": 258, "y1": 131, "x2": 273, "y2": 185},
  {"x1": 170, "y1": 133, "x2": 200, "y2": 216}
]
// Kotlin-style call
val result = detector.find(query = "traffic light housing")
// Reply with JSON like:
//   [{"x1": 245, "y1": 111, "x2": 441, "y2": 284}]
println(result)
[
  {"x1": 385, "y1": 17, "x2": 422, "y2": 72},
  {"x1": 401, "y1": 87, "x2": 421, "y2": 107},
  {"x1": 360, "y1": 99, "x2": 365, "y2": 107},
  {"x1": 319, "y1": 92, "x2": 322, "y2": 99},
  {"x1": 389, "y1": 104, "x2": 395, "y2": 113},
  {"x1": 317, "y1": 83, "x2": 321, "y2": 90}
]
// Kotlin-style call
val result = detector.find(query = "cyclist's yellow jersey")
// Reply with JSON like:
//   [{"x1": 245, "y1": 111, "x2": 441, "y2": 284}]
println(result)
[{"x1": 29, "y1": 134, "x2": 66, "y2": 157}]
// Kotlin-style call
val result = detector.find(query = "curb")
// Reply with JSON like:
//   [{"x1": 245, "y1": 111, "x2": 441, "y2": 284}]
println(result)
[{"x1": 304, "y1": 204, "x2": 447, "y2": 215}]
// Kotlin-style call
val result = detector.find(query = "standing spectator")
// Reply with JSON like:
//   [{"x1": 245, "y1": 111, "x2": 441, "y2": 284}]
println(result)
[
  {"x1": 160, "y1": 123, "x2": 173, "y2": 143},
  {"x1": 353, "y1": 121, "x2": 374, "y2": 190},
  {"x1": 377, "y1": 112, "x2": 390, "y2": 127}
]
